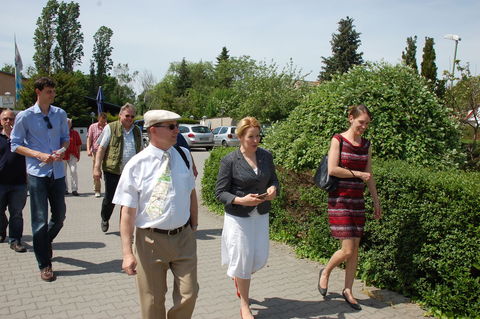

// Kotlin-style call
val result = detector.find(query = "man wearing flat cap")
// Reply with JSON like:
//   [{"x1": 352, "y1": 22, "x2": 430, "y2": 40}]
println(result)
[{"x1": 113, "y1": 110, "x2": 199, "y2": 319}]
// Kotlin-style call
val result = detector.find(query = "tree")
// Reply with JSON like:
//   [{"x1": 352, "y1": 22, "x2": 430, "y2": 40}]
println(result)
[
  {"x1": 0, "y1": 63, "x2": 15, "y2": 74},
  {"x1": 175, "y1": 58, "x2": 192, "y2": 96},
  {"x1": 91, "y1": 26, "x2": 114, "y2": 89},
  {"x1": 421, "y1": 37, "x2": 437, "y2": 84},
  {"x1": 215, "y1": 46, "x2": 233, "y2": 88},
  {"x1": 401, "y1": 36, "x2": 418, "y2": 72},
  {"x1": 53, "y1": 1, "x2": 83, "y2": 72},
  {"x1": 318, "y1": 16, "x2": 363, "y2": 81},
  {"x1": 216, "y1": 46, "x2": 230, "y2": 64},
  {"x1": 33, "y1": 0, "x2": 58, "y2": 74},
  {"x1": 444, "y1": 63, "x2": 480, "y2": 169},
  {"x1": 19, "y1": 71, "x2": 90, "y2": 125}
]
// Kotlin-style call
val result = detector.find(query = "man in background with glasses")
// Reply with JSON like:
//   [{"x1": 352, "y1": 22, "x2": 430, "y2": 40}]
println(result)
[
  {"x1": 93, "y1": 103, "x2": 142, "y2": 233},
  {"x1": 10, "y1": 77, "x2": 70, "y2": 282},
  {"x1": 0, "y1": 109, "x2": 27, "y2": 253}
]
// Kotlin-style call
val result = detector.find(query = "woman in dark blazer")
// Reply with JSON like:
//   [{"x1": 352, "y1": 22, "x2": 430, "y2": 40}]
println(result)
[{"x1": 216, "y1": 117, "x2": 279, "y2": 319}]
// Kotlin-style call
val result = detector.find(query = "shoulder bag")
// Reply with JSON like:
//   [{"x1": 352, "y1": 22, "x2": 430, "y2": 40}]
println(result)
[{"x1": 314, "y1": 136, "x2": 343, "y2": 192}]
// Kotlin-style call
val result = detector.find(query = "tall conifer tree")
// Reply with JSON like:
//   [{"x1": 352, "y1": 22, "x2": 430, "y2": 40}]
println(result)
[
  {"x1": 318, "y1": 16, "x2": 363, "y2": 81},
  {"x1": 215, "y1": 46, "x2": 233, "y2": 88},
  {"x1": 402, "y1": 36, "x2": 418, "y2": 72},
  {"x1": 421, "y1": 37, "x2": 437, "y2": 84}
]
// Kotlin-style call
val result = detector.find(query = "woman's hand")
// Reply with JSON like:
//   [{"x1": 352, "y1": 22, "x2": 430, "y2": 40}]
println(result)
[
  {"x1": 264, "y1": 186, "x2": 277, "y2": 201},
  {"x1": 236, "y1": 194, "x2": 266, "y2": 206},
  {"x1": 356, "y1": 171, "x2": 371, "y2": 182}
]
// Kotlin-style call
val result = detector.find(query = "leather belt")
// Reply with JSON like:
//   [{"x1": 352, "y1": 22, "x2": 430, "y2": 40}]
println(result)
[{"x1": 147, "y1": 221, "x2": 190, "y2": 236}]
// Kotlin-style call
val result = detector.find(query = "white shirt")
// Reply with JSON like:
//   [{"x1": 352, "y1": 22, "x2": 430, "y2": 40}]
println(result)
[
  {"x1": 97, "y1": 124, "x2": 138, "y2": 171},
  {"x1": 112, "y1": 144, "x2": 195, "y2": 229}
]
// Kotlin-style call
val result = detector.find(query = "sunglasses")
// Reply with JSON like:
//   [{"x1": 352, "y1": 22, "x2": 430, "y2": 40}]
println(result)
[
  {"x1": 152, "y1": 123, "x2": 179, "y2": 130},
  {"x1": 43, "y1": 116, "x2": 53, "y2": 129},
  {"x1": 123, "y1": 114, "x2": 135, "y2": 118}
]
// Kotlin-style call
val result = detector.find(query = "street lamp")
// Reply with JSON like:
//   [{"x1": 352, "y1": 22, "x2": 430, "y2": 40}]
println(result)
[{"x1": 444, "y1": 34, "x2": 461, "y2": 84}]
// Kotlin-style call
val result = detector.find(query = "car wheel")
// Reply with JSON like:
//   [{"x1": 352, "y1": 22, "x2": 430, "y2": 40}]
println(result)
[{"x1": 222, "y1": 140, "x2": 228, "y2": 147}]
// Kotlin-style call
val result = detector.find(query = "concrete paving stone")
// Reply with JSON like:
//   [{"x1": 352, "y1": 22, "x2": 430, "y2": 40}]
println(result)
[
  {"x1": 24, "y1": 307, "x2": 54, "y2": 317},
  {"x1": 50, "y1": 303, "x2": 78, "y2": 313},
  {"x1": 67, "y1": 307, "x2": 94, "y2": 317},
  {"x1": 4, "y1": 312, "x2": 27, "y2": 319}
]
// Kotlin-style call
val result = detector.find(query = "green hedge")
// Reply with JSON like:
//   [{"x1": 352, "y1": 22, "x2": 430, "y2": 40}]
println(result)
[{"x1": 202, "y1": 148, "x2": 480, "y2": 318}]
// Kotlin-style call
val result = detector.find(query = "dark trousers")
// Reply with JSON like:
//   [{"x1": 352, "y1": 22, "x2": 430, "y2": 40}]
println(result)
[
  {"x1": 101, "y1": 171, "x2": 120, "y2": 222},
  {"x1": 28, "y1": 175, "x2": 66, "y2": 269},
  {"x1": 0, "y1": 184, "x2": 27, "y2": 243}
]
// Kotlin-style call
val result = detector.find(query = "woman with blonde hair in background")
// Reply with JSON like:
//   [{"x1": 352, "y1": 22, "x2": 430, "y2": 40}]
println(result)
[{"x1": 216, "y1": 117, "x2": 280, "y2": 319}]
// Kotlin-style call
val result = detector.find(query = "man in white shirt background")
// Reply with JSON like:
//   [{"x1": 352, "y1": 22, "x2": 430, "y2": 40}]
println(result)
[{"x1": 113, "y1": 110, "x2": 199, "y2": 319}]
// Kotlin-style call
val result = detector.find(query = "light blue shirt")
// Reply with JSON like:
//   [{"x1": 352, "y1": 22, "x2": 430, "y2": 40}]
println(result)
[{"x1": 10, "y1": 103, "x2": 69, "y2": 179}]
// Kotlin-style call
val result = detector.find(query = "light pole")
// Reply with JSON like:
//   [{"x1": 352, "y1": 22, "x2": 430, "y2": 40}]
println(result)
[{"x1": 444, "y1": 34, "x2": 461, "y2": 86}]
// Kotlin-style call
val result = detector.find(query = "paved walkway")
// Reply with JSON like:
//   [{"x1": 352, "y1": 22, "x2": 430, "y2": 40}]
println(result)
[{"x1": 0, "y1": 150, "x2": 426, "y2": 319}]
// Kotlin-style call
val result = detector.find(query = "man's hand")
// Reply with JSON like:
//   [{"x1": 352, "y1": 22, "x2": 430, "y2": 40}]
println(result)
[
  {"x1": 122, "y1": 253, "x2": 137, "y2": 275},
  {"x1": 93, "y1": 167, "x2": 102, "y2": 181}
]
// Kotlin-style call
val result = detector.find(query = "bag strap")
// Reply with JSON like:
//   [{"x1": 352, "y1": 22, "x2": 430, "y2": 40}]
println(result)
[
  {"x1": 336, "y1": 134, "x2": 344, "y2": 168},
  {"x1": 173, "y1": 145, "x2": 190, "y2": 169}
]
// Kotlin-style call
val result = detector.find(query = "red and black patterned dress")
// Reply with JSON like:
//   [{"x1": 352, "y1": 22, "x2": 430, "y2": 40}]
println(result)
[{"x1": 328, "y1": 134, "x2": 370, "y2": 239}]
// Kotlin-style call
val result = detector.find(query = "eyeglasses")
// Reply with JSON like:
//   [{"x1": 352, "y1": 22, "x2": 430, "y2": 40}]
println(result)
[
  {"x1": 2, "y1": 117, "x2": 14, "y2": 121},
  {"x1": 43, "y1": 116, "x2": 53, "y2": 129},
  {"x1": 152, "y1": 123, "x2": 179, "y2": 130},
  {"x1": 124, "y1": 114, "x2": 135, "y2": 118}
]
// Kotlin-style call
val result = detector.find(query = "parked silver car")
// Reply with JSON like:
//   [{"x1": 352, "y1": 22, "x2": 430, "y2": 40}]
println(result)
[
  {"x1": 212, "y1": 126, "x2": 239, "y2": 147},
  {"x1": 179, "y1": 124, "x2": 214, "y2": 151}
]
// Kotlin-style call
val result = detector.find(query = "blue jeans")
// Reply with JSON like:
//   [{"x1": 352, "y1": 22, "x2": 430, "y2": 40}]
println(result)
[
  {"x1": 28, "y1": 175, "x2": 66, "y2": 269},
  {"x1": 0, "y1": 184, "x2": 27, "y2": 243}
]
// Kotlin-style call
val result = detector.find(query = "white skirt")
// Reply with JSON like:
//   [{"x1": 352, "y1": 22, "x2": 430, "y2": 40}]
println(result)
[{"x1": 221, "y1": 209, "x2": 269, "y2": 279}]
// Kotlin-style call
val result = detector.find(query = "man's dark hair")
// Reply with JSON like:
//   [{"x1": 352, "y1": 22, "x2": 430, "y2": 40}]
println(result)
[{"x1": 34, "y1": 77, "x2": 56, "y2": 91}]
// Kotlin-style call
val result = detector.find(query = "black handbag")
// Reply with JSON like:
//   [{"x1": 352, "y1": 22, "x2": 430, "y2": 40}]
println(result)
[{"x1": 314, "y1": 137, "x2": 343, "y2": 192}]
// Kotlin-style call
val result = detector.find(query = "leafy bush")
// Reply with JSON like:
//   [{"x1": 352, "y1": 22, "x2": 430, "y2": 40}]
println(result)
[
  {"x1": 201, "y1": 146, "x2": 236, "y2": 214},
  {"x1": 202, "y1": 148, "x2": 480, "y2": 317},
  {"x1": 264, "y1": 62, "x2": 463, "y2": 171},
  {"x1": 360, "y1": 160, "x2": 480, "y2": 318}
]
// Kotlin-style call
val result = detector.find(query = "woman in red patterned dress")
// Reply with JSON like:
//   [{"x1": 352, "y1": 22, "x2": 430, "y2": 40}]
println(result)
[{"x1": 317, "y1": 105, "x2": 382, "y2": 310}]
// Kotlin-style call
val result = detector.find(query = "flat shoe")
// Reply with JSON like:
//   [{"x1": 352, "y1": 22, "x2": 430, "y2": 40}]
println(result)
[
  {"x1": 342, "y1": 289, "x2": 361, "y2": 310},
  {"x1": 318, "y1": 268, "x2": 327, "y2": 296}
]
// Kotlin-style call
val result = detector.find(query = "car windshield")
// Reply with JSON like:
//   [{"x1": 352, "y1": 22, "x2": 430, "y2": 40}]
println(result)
[{"x1": 191, "y1": 126, "x2": 210, "y2": 133}]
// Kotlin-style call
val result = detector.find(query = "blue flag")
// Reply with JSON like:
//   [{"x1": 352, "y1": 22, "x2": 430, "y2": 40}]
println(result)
[{"x1": 14, "y1": 37, "x2": 23, "y2": 105}]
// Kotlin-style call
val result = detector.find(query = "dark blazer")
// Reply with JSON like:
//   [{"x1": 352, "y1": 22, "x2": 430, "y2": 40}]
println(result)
[{"x1": 215, "y1": 147, "x2": 280, "y2": 217}]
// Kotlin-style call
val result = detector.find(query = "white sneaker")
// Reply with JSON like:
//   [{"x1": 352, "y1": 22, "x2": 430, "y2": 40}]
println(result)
[{"x1": 95, "y1": 192, "x2": 101, "y2": 198}]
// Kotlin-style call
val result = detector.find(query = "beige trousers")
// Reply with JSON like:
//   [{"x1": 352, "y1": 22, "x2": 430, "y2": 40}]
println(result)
[{"x1": 135, "y1": 226, "x2": 198, "y2": 319}]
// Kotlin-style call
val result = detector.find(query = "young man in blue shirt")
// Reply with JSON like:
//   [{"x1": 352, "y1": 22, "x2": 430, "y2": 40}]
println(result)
[{"x1": 11, "y1": 77, "x2": 70, "y2": 282}]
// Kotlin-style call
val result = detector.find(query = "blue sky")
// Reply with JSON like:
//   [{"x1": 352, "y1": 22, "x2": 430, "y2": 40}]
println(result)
[{"x1": 1, "y1": 0, "x2": 479, "y2": 85}]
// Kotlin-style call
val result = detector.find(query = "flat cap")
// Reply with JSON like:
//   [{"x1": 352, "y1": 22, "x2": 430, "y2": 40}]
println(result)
[{"x1": 144, "y1": 110, "x2": 181, "y2": 128}]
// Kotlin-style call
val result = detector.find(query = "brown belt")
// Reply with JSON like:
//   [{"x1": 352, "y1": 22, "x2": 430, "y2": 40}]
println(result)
[{"x1": 146, "y1": 221, "x2": 190, "y2": 236}]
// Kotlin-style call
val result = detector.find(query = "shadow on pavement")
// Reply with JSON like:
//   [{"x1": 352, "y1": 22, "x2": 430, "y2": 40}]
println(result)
[
  {"x1": 54, "y1": 256, "x2": 122, "y2": 276},
  {"x1": 53, "y1": 241, "x2": 106, "y2": 250},
  {"x1": 196, "y1": 228, "x2": 222, "y2": 240},
  {"x1": 251, "y1": 293, "x2": 393, "y2": 318}
]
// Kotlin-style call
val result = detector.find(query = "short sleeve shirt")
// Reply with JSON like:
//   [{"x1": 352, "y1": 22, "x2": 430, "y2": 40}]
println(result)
[{"x1": 112, "y1": 144, "x2": 195, "y2": 229}]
